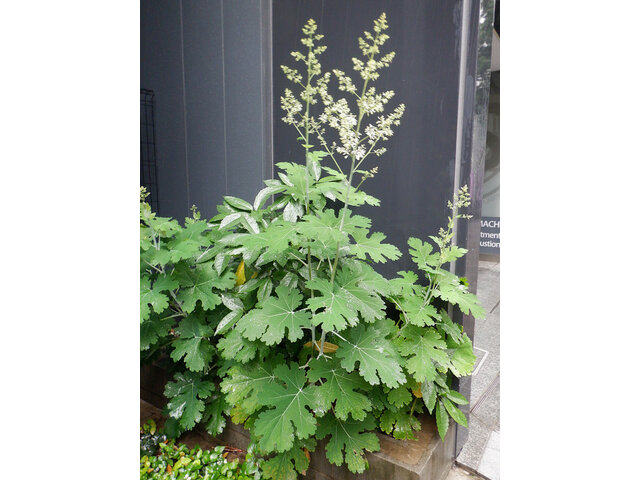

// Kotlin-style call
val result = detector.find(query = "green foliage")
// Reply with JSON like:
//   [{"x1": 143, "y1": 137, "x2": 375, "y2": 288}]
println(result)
[
  {"x1": 140, "y1": 419, "x2": 166, "y2": 457},
  {"x1": 140, "y1": 13, "x2": 485, "y2": 477},
  {"x1": 170, "y1": 312, "x2": 216, "y2": 372},
  {"x1": 237, "y1": 286, "x2": 311, "y2": 345},
  {"x1": 163, "y1": 371, "x2": 215, "y2": 431},
  {"x1": 379, "y1": 406, "x2": 422, "y2": 440},
  {"x1": 253, "y1": 364, "x2": 319, "y2": 453},
  {"x1": 306, "y1": 277, "x2": 359, "y2": 331},
  {"x1": 335, "y1": 321, "x2": 406, "y2": 389},
  {"x1": 317, "y1": 415, "x2": 380, "y2": 473},
  {"x1": 396, "y1": 326, "x2": 448, "y2": 383},
  {"x1": 308, "y1": 357, "x2": 372, "y2": 420},
  {"x1": 139, "y1": 421, "x2": 262, "y2": 480},
  {"x1": 261, "y1": 438, "x2": 315, "y2": 480},
  {"x1": 349, "y1": 230, "x2": 401, "y2": 263}
]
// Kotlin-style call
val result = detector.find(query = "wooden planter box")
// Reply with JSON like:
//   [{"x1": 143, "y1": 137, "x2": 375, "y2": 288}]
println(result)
[{"x1": 141, "y1": 364, "x2": 455, "y2": 480}]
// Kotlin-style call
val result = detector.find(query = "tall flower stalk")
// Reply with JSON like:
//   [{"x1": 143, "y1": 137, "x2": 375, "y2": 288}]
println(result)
[
  {"x1": 281, "y1": 13, "x2": 405, "y2": 355},
  {"x1": 281, "y1": 19, "x2": 332, "y2": 349}
]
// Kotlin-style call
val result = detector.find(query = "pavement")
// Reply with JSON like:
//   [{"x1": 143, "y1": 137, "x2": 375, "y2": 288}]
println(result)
[
  {"x1": 456, "y1": 259, "x2": 500, "y2": 479},
  {"x1": 446, "y1": 465, "x2": 487, "y2": 480}
]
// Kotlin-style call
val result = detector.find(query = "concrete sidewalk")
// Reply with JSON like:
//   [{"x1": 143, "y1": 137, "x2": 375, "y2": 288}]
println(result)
[
  {"x1": 446, "y1": 465, "x2": 487, "y2": 480},
  {"x1": 457, "y1": 259, "x2": 500, "y2": 479}
]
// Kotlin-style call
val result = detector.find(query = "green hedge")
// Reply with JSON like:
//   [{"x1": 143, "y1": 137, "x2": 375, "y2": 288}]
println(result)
[{"x1": 140, "y1": 421, "x2": 262, "y2": 480}]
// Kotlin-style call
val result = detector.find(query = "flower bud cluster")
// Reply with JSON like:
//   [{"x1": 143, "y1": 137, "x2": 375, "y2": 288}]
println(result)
[
  {"x1": 439, "y1": 186, "x2": 474, "y2": 246},
  {"x1": 333, "y1": 70, "x2": 357, "y2": 94},
  {"x1": 360, "y1": 87, "x2": 395, "y2": 116},
  {"x1": 280, "y1": 13, "x2": 405, "y2": 170},
  {"x1": 280, "y1": 19, "x2": 333, "y2": 130},
  {"x1": 364, "y1": 104, "x2": 405, "y2": 145},
  {"x1": 448, "y1": 185, "x2": 471, "y2": 212},
  {"x1": 281, "y1": 88, "x2": 303, "y2": 125}
]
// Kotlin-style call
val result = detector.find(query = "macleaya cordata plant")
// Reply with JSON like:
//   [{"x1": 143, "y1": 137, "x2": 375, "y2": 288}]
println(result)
[{"x1": 140, "y1": 13, "x2": 485, "y2": 480}]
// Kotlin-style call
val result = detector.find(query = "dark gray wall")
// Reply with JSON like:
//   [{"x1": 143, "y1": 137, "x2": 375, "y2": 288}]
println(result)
[
  {"x1": 141, "y1": 0, "x2": 188, "y2": 220},
  {"x1": 141, "y1": 0, "x2": 272, "y2": 220},
  {"x1": 272, "y1": 0, "x2": 467, "y2": 278}
]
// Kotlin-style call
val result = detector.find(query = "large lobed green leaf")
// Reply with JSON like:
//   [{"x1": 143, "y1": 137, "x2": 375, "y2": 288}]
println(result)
[
  {"x1": 307, "y1": 357, "x2": 372, "y2": 421},
  {"x1": 140, "y1": 314, "x2": 174, "y2": 350},
  {"x1": 174, "y1": 263, "x2": 235, "y2": 313},
  {"x1": 237, "y1": 285, "x2": 311, "y2": 345},
  {"x1": 335, "y1": 267, "x2": 386, "y2": 323},
  {"x1": 163, "y1": 371, "x2": 215, "y2": 430},
  {"x1": 306, "y1": 277, "x2": 359, "y2": 332},
  {"x1": 316, "y1": 414, "x2": 380, "y2": 473},
  {"x1": 396, "y1": 294, "x2": 439, "y2": 326},
  {"x1": 297, "y1": 210, "x2": 346, "y2": 245},
  {"x1": 407, "y1": 237, "x2": 439, "y2": 267},
  {"x1": 140, "y1": 277, "x2": 169, "y2": 322},
  {"x1": 349, "y1": 229, "x2": 401, "y2": 263},
  {"x1": 170, "y1": 312, "x2": 215, "y2": 372},
  {"x1": 166, "y1": 221, "x2": 210, "y2": 262},
  {"x1": 396, "y1": 325, "x2": 449, "y2": 383},
  {"x1": 203, "y1": 394, "x2": 229, "y2": 436},
  {"x1": 433, "y1": 272, "x2": 486, "y2": 319},
  {"x1": 253, "y1": 364, "x2": 320, "y2": 453},
  {"x1": 262, "y1": 438, "x2": 316, "y2": 480},
  {"x1": 220, "y1": 356, "x2": 281, "y2": 423},
  {"x1": 336, "y1": 322, "x2": 406, "y2": 389},
  {"x1": 238, "y1": 219, "x2": 298, "y2": 261},
  {"x1": 447, "y1": 333, "x2": 476, "y2": 377},
  {"x1": 216, "y1": 329, "x2": 261, "y2": 364}
]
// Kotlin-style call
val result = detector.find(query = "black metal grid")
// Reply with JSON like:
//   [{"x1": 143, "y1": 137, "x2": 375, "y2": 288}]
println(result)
[{"x1": 141, "y1": 89, "x2": 159, "y2": 212}]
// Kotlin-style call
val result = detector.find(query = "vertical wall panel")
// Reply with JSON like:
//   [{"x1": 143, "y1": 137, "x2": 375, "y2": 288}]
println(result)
[
  {"x1": 222, "y1": 0, "x2": 273, "y2": 201},
  {"x1": 140, "y1": 0, "x2": 188, "y2": 220},
  {"x1": 141, "y1": 0, "x2": 272, "y2": 220},
  {"x1": 182, "y1": 0, "x2": 226, "y2": 216}
]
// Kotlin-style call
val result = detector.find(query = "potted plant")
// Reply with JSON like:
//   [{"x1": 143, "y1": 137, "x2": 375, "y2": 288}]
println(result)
[{"x1": 140, "y1": 13, "x2": 485, "y2": 479}]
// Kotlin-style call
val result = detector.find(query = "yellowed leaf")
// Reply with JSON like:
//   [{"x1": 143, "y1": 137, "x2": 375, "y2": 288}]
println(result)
[
  {"x1": 412, "y1": 388, "x2": 422, "y2": 398},
  {"x1": 303, "y1": 341, "x2": 339, "y2": 353},
  {"x1": 301, "y1": 447, "x2": 311, "y2": 475},
  {"x1": 235, "y1": 260, "x2": 246, "y2": 286}
]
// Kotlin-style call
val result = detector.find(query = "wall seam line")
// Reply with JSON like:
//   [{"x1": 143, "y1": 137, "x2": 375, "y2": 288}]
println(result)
[
  {"x1": 220, "y1": 0, "x2": 229, "y2": 195},
  {"x1": 179, "y1": 0, "x2": 190, "y2": 209},
  {"x1": 451, "y1": 0, "x2": 471, "y2": 275}
]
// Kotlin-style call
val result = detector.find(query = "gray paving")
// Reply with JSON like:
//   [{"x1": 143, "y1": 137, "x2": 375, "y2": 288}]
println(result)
[
  {"x1": 457, "y1": 260, "x2": 500, "y2": 479},
  {"x1": 477, "y1": 432, "x2": 500, "y2": 480},
  {"x1": 446, "y1": 465, "x2": 486, "y2": 480}
]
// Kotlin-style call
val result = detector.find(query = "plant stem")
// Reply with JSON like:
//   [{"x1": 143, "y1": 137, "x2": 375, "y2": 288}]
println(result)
[
  {"x1": 303, "y1": 44, "x2": 312, "y2": 214},
  {"x1": 302, "y1": 42, "x2": 319, "y2": 352},
  {"x1": 409, "y1": 397, "x2": 418, "y2": 417},
  {"x1": 318, "y1": 329, "x2": 327, "y2": 357},
  {"x1": 318, "y1": 33, "x2": 380, "y2": 358},
  {"x1": 328, "y1": 32, "x2": 379, "y2": 284},
  {"x1": 328, "y1": 159, "x2": 355, "y2": 285},
  {"x1": 168, "y1": 289, "x2": 188, "y2": 318},
  {"x1": 294, "y1": 116, "x2": 344, "y2": 175},
  {"x1": 330, "y1": 330, "x2": 348, "y2": 342},
  {"x1": 311, "y1": 327, "x2": 317, "y2": 350}
]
